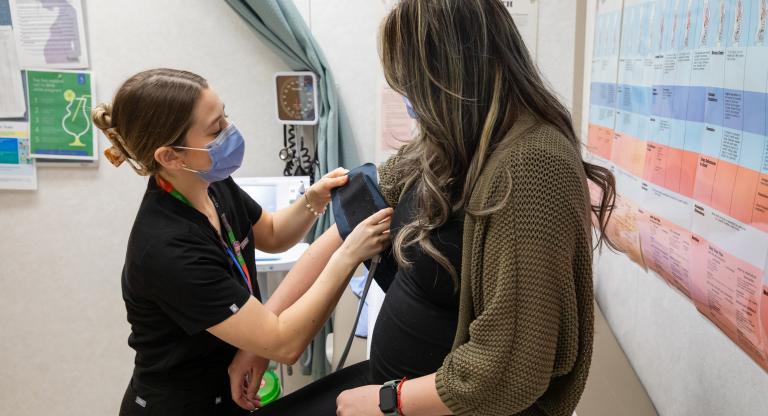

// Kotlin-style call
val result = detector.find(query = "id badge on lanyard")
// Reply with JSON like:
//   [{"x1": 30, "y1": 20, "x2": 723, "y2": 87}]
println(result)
[{"x1": 211, "y1": 196, "x2": 254, "y2": 295}]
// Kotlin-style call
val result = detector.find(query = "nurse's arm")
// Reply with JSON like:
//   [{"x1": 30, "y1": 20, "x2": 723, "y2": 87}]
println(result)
[
  {"x1": 208, "y1": 248, "x2": 356, "y2": 364},
  {"x1": 229, "y1": 225, "x2": 343, "y2": 408},
  {"x1": 250, "y1": 207, "x2": 313, "y2": 254},
  {"x1": 251, "y1": 169, "x2": 348, "y2": 253},
  {"x1": 209, "y1": 207, "x2": 391, "y2": 364},
  {"x1": 263, "y1": 224, "x2": 343, "y2": 315}
]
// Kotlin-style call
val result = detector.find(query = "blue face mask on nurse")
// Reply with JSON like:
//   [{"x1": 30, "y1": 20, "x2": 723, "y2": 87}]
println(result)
[{"x1": 174, "y1": 122, "x2": 246, "y2": 183}]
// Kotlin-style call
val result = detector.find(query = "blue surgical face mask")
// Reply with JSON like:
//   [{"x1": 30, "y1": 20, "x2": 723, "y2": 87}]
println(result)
[
  {"x1": 402, "y1": 96, "x2": 417, "y2": 119},
  {"x1": 174, "y1": 123, "x2": 245, "y2": 183}
]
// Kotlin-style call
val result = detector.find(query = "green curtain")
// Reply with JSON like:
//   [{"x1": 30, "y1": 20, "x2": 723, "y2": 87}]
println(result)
[
  {"x1": 224, "y1": 0, "x2": 358, "y2": 380},
  {"x1": 224, "y1": 0, "x2": 359, "y2": 242}
]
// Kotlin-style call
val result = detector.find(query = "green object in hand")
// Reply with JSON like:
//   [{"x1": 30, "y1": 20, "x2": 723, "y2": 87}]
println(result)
[{"x1": 258, "y1": 369, "x2": 281, "y2": 406}]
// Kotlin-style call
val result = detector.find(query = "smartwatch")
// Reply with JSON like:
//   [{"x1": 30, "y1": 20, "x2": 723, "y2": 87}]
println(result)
[{"x1": 379, "y1": 379, "x2": 401, "y2": 416}]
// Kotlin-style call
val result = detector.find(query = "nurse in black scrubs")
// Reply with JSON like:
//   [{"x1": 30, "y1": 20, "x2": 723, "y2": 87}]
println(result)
[{"x1": 93, "y1": 68, "x2": 393, "y2": 415}]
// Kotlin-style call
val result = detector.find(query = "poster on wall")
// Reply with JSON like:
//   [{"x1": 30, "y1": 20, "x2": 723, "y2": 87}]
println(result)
[
  {"x1": 0, "y1": 121, "x2": 36, "y2": 190},
  {"x1": 587, "y1": 0, "x2": 768, "y2": 372},
  {"x1": 376, "y1": 84, "x2": 417, "y2": 164},
  {"x1": 8, "y1": 0, "x2": 89, "y2": 69},
  {"x1": 26, "y1": 69, "x2": 95, "y2": 160},
  {"x1": 502, "y1": 0, "x2": 540, "y2": 57},
  {"x1": 0, "y1": 26, "x2": 26, "y2": 118}
]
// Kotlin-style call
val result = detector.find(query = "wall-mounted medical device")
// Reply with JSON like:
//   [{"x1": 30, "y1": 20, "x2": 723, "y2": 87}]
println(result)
[{"x1": 274, "y1": 72, "x2": 319, "y2": 125}]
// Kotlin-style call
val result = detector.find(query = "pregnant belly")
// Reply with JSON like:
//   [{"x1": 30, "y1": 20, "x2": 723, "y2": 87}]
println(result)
[{"x1": 369, "y1": 280, "x2": 458, "y2": 382}]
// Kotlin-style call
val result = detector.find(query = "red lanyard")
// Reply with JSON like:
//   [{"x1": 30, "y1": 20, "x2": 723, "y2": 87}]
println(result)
[{"x1": 155, "y1": 176, "x2": 253, "y2": 294}]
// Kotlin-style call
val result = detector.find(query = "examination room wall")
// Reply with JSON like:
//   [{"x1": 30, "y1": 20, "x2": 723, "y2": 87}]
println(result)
[
  {"x1": 581, "y1": 1, "x2": 768, "y2": 415},
  {"x1": 0, "y1": 2, "x2": 289, "y2": 415},
  {"x1": 0, "y1": 1, "x2": 579, "y2": 415}
]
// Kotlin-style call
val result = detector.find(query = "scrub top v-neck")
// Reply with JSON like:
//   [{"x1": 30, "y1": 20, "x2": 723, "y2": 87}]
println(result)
[{"x1": 122, "y1": 176, "x2": 262, "y2": 392}]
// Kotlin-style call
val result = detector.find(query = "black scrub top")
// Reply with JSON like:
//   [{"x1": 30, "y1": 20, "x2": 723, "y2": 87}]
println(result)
[{"x1": 122, "y1": 176, "x2": 262, "y2": 391}]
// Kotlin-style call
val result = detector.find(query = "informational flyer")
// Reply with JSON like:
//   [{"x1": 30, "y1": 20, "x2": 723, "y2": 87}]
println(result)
[
  {"x1": 502, "y1": 0, "x2": 540, "y2": 57},
  {"x1": 0, "y1": 121, "x2": 36, "y2": 190},
  {"x1": 26, "y1": 69, "x2": 95, "y2": 160},
  {"x1": 377, "y1": 85, "x2": 417, "y2": 155},
  {"x1": 587, "y1": 0, "x2": 768, "y2": 372},
  {"x1": 8, "y1": 0, "x2": 89, "y2": 69},
  {"x1": 0, "y1": 26, "x2": 26, "y2": 118}
]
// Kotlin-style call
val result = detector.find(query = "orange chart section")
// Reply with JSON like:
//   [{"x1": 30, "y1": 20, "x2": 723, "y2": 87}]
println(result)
[
  {"x1": 752, "y1": 174, "x2": 768, "y2": 233},
  {"x1": 642, "y1": 142, "x2": 699, "y2": 198},
  {"x1": 709, "y1": 159, "x2": 739, "y2": 215},
  {"x1": 587, "y1": 123, "x2": 614, "y2": 160},
  {"x1": 730, "y1": 167, "x2": 761, "y2": 225},
  {"x1": 643, "y1": 142, "x2": 667, "y2": 187},
  {"x1": 611, "y1": 131, "x2": 646, "y2": 177},
  {"x1": 693, "y1": 155, "x2": 718, "y2": 206}
]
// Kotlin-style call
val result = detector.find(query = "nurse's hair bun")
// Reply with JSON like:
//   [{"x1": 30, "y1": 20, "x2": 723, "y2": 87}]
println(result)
[
  {"x1": 92, "y1": 103, "x2": 129, "y2": 168},
  {"x1": 92, "y1": 103, "x2": 113, "y2": 131}
]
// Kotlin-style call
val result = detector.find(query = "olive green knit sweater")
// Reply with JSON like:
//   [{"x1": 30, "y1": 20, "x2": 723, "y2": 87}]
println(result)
[{"x1": 378, "y1": 114, "x2": 594, "y2": 416}]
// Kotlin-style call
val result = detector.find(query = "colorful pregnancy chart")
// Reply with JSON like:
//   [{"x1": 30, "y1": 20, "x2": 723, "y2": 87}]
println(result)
[{"x1": 588, "y1": 0, "x2": 768, "y2": 372}]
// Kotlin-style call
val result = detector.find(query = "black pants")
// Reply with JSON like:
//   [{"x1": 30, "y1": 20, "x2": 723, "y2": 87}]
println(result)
[
  {"x1": 119, "y1": 377, "x2": 248, "y2": 416},
  {"x1": 255, "y1": 360, "x2": 372, "y2": 415}
]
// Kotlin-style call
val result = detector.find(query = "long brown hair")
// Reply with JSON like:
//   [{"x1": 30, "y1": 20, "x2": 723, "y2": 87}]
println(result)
[
  {"x1": 92, "y1": 68, "x2": 208, "y2": 175},
  {"x1": 380, "y1": 0, "x2": 616, "y2": 286}
]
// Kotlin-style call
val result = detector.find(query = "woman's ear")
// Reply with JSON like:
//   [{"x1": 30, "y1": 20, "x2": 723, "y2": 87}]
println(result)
[{"x1": 154, "y1": 146, "x2": 184, "y2": 170}]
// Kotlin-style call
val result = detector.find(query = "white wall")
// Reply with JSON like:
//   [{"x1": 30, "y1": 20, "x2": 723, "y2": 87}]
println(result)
[
  {"x1": 0, "y1": 1, "x2": 289, "y2": 415},
  {"x1": 0, "y1": 1, "x2": 580, "y2": 415},
  {"x1": 581, "y1": 1, "x2": 768, "y2": 415},
  {"x1": 538, "y1": 0, "x2": 577, "y2": 110}
]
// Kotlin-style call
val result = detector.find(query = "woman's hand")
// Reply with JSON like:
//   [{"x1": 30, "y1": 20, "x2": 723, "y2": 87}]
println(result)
[
  {"x1": 336, "y1": 385, "x2": 383, "y2": 416},
  {"x1": 337, "y1": 208, "x2": 393, "y2": 265},
  {"x1": 305, "y1": 167, "x2": 350, "y2": 212}
]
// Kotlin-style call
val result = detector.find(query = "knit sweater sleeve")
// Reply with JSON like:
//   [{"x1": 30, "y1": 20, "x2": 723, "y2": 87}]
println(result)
[
  {"x1": 377, "y1": 146, "x2": 408, "y2": 209},
  {"x1": 435, "y1": 139, "x2": 585, "y2": 415}
]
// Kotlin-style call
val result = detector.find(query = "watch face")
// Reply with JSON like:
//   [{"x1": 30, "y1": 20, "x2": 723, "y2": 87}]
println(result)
[{"x1": 379, "y1": 385, "x2": 398, "y2": 412}]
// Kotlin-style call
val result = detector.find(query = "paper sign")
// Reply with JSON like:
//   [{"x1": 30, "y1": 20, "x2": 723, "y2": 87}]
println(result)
[{"x1": 27, "y1": 69, "x2": 95, "y2": 160}]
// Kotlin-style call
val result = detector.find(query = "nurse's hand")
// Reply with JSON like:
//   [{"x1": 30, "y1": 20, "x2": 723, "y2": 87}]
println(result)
[
  {"x1": 306, "y1": 167, "x2": 350, "y2": 210},
  {"x1": 228, "y1": 349, "x2": 267, "y2": 411},
  {"x1": 338, "y1": 208, "x2": 393, "y2": 264}
]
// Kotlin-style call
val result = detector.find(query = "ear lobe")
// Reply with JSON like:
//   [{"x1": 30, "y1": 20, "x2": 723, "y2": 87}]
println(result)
[{"x1": 154, "y1": 146, "x2": 183, "y2": 170}]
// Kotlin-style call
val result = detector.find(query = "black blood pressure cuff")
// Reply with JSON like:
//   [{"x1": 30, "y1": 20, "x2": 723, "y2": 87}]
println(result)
[
  {"x1": 331, "y1": 163, "x2": 389, "y2": 240},
  {"x1": 331, "y1": 163, "x2": 396, "y2": 290}
]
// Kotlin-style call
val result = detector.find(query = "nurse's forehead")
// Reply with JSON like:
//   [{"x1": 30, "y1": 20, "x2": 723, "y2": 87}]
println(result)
[{"x1": 192, "y1": 89, "x2": 224, "y2": 124}]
